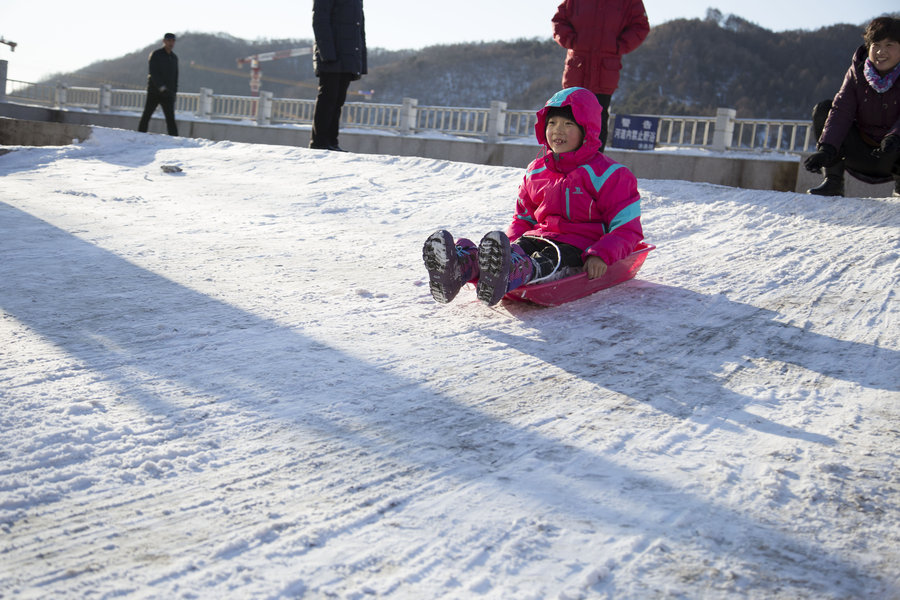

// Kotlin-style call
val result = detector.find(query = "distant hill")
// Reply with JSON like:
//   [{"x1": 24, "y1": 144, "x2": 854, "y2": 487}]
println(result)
[
  {"x1": 45, "y1": 33, "x2": 413, "y2": 101},
  {"x1": 614, "y1": 10, "x2": 873, "y2": 118},
  {"x1": 38, "y1": 10, "x2": 898, "y2": 118}
]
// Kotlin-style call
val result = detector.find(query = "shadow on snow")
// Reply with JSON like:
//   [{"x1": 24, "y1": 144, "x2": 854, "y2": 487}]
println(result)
[
  {"x1": 0, "y1": 202, "x2": 892, "y2": 597},
  {"x1": 494, "y1": 278, "x2": 897, "y2": 445}
]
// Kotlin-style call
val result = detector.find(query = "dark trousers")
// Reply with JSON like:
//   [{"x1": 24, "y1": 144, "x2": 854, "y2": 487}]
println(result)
[
  {"x1": 311, "y1": 72, "x2": 354, "y2": 148},
  {"x1": 812, "y1": 100, "x2": 899, "y2": 181},
  {"x1": 516, "y1": 236, "x2": 584, "y2": 278},
  {"x1": 138, "y1": 88, "x2": 178, "y2": 136},
  {"x1": 595, "y1": 93, "x2": 612, "y2": 151}
]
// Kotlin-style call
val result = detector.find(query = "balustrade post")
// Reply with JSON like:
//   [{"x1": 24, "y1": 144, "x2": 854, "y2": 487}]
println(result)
[
  {"x1": 488, "y1": 100, "x2": 507, "y2": 143},
  {"x1": 55, "y1": 83, "x2": 68, "y2": 109},
  {"x1": 256, "y1": 91, "x2": 273, "y2": 125},
  {"x1": 198, "y1": 87, "x2": 213, "y2": 118},
  {"x1": 712, "y1": 107, "x2": 736, "y2": 151},
  {"x1": 0, "y1": 60, "x2": 7, "y2": 102},
  {"x1": 399, "y1": 97, "x2": 418, "y2": 134},
  {"x1": 99, "y1": 84, "x2": 112, "y2": 113}
]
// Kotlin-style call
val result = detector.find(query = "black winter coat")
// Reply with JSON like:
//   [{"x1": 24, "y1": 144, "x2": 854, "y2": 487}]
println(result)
[
  {"x1": 147, "y1": 48, "x2": 178, "y2": 94},
  {"x1": 312, "y1": 0, "x2": 367, "y2": 80}
]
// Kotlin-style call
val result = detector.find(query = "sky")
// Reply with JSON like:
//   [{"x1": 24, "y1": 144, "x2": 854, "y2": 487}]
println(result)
[{"x1": 1, "y1": 0, "x2": 897, "y2": 84}]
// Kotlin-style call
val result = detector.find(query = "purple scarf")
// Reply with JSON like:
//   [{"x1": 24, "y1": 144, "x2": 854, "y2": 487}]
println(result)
[{"x1": 864, "y1": 58, "x2": 900, "y2": 93}]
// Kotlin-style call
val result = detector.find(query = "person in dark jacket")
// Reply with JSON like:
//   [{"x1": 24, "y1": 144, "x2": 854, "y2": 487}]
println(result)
[
  {"x1": 310, "y1": 0, "x2": 366, "y2": 151},
  {"x1": 552, "y1": 0, "x2": 650, "y2": 149},
  {"x1": 138, "y1": 33, "x2": 179, "y2": 136},
  {"x1": 805, "y1": 17, "x2": 900, "y2": 197}
]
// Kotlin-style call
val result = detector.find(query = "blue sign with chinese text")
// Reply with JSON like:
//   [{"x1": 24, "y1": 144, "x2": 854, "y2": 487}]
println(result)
[{"x1": 611, "y1": 114, "x2": 659, "y2": 151}]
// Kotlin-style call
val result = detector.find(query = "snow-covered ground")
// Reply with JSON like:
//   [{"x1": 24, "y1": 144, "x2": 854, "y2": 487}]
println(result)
[{"x1": 1, "y1": 128, "x2": 898, "y2": 599}]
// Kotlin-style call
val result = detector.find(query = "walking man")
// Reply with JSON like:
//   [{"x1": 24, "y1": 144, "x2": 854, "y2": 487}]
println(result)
[{"x1": 138, "y1": 33, "x2": 179, "y2": 136}]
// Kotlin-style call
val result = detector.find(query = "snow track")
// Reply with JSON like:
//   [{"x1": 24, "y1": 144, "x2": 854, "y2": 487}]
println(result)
[{"x1": 1, "y1": 129, "x2": 898, "y2": 598}]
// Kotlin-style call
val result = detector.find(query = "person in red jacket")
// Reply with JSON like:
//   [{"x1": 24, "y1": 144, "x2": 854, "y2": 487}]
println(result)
[
  {"x1": 552, "y1": 0, "x2": 650, "y2": 149},
  {"x1": 422, "y1": 87, "x2": 643, "y2": 306}
]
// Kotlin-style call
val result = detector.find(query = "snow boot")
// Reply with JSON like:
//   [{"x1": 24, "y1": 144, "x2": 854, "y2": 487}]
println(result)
[
  {"x1": 476, "y1": 231, "x2": 535, "y2": 306},
  {"x1": 422, "y1": 230, "x2": 478, "y2": 303},
  {"x1": 807, "y1": 175, "x2": 845, "y2": 196},
  {"x1": 808, "y1": 160, "x2": 845, "y2": 196}
]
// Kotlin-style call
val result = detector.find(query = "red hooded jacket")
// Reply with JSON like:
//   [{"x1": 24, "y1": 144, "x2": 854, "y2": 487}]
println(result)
[
  {"x1": 506, "y1": 87, "x2": 643, "y2": 267},
  {"x1": 552, "y1": 0, "x2": 650, "y2": 95}
]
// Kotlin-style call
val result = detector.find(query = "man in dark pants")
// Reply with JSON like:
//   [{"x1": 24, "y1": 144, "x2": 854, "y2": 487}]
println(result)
[
  {"x1": 310, "y1": 0, "x2": 366, "y2": 151},
  {"x1": 138, "y1": 33, "x2": 179, "y2": 136}
]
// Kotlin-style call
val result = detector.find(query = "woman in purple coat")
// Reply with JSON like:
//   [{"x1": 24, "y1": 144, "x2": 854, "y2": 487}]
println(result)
[{"x1": 805, "y1": 17, "x2": 900, "y2": 197}]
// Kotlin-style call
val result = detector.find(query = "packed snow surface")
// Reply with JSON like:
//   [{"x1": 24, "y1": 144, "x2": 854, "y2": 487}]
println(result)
[{"x1": 1, "y1": 128, "x2": 898, "y2": 599}]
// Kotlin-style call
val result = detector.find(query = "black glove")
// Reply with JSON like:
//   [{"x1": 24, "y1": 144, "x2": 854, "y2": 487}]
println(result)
[
  {"x1": 803, "y1": 143, "x2": 838, "y2": 173},
  {"x1": 872, "y1": 134, "x2": 900, "y2": 158}
]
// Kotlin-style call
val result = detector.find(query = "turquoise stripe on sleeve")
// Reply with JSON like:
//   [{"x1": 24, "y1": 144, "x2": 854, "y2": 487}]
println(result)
[
  {"x1": 565, "y1": 188, "x2": 571, "y2": 220},
  {"x1": 581, "y1": 163, "x2": 624, "y2": 194},
  {"x1": 515, "y1": 215, "x2": 537, "y2": 226},
  {"x1": 607, "y1": 200, "x2": 641, "y2": 232},
  {"x1": 526, "y1": 166, "x2": 547, "y2": 176}
]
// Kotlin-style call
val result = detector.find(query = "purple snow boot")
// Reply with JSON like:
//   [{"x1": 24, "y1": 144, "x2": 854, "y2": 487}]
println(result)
[
  {"x1": 476, "y1": 231, "x2": 534, "y2": 306},
  {"x1": 422, "y1": 230, "x2": 479, "y2": 303}
]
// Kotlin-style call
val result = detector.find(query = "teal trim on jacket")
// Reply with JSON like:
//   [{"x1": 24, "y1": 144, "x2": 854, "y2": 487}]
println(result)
[
  {"x1": 581, "y1": 163, "x2": 625, "y2": 194},
  {"x1": 607, "y1": 200, "x2": 641, "y2": 233}
]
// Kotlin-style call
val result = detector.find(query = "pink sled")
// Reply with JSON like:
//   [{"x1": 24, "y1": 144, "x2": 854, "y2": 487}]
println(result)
[{"x1": 503, "y1": 243, "x2": 655, "y2": 307}]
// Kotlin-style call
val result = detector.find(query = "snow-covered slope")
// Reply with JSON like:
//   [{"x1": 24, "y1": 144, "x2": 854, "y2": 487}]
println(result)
[{"x1": 1, "y1": 129, "x2": 898, "y2": 599}]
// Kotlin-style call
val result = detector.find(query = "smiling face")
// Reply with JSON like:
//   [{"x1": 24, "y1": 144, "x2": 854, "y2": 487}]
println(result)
[
  {"x1": 545, "y1": 114, "x2": 584, "y2": 154},
  {"x1": 869, "y1": 38, "x2": 900, "y2": 74}
]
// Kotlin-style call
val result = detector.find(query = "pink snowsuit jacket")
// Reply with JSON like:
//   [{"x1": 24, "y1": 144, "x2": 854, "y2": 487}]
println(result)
[
  {"x1": 506, "y1": 87, "x2": 643, "y2": 267},
  {"x1": 552, "y1": 0, "x2": 650, "y2": 95}
]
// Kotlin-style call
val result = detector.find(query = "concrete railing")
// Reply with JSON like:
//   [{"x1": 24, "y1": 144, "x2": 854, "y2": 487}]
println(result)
[
  {"x1": 4, "y1": 98, "x2": 895, "y2": 197},
  {"x1": 3, "y1": 67, "x2": 817, "y2": 154}
]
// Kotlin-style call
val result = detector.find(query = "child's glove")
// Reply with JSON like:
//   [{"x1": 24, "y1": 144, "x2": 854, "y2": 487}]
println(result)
[
  {"x1": 872, "y1": 134, "x2": 900, "y2": 158},
  {"x1": 803, "y1": 143, "x2": 838, "y2": 172}
]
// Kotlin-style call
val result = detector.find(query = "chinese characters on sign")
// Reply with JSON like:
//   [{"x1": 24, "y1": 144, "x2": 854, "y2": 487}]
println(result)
[{"x1": 611, "y1": 115, "x2": 659, "y2": 151}]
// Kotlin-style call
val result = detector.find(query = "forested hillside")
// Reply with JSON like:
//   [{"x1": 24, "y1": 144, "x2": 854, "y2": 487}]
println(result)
[
  {"x1": 614, "y1": 10, "x2": 866, "y2": 117},
  {"x1": 41, "y1": 10, "x2": 896, "y2": 118}
]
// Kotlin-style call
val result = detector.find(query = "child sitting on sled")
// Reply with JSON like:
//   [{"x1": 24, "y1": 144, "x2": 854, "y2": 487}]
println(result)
[{"x1": 422, "y1": 86, "x2": 644, "y2": 306}]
